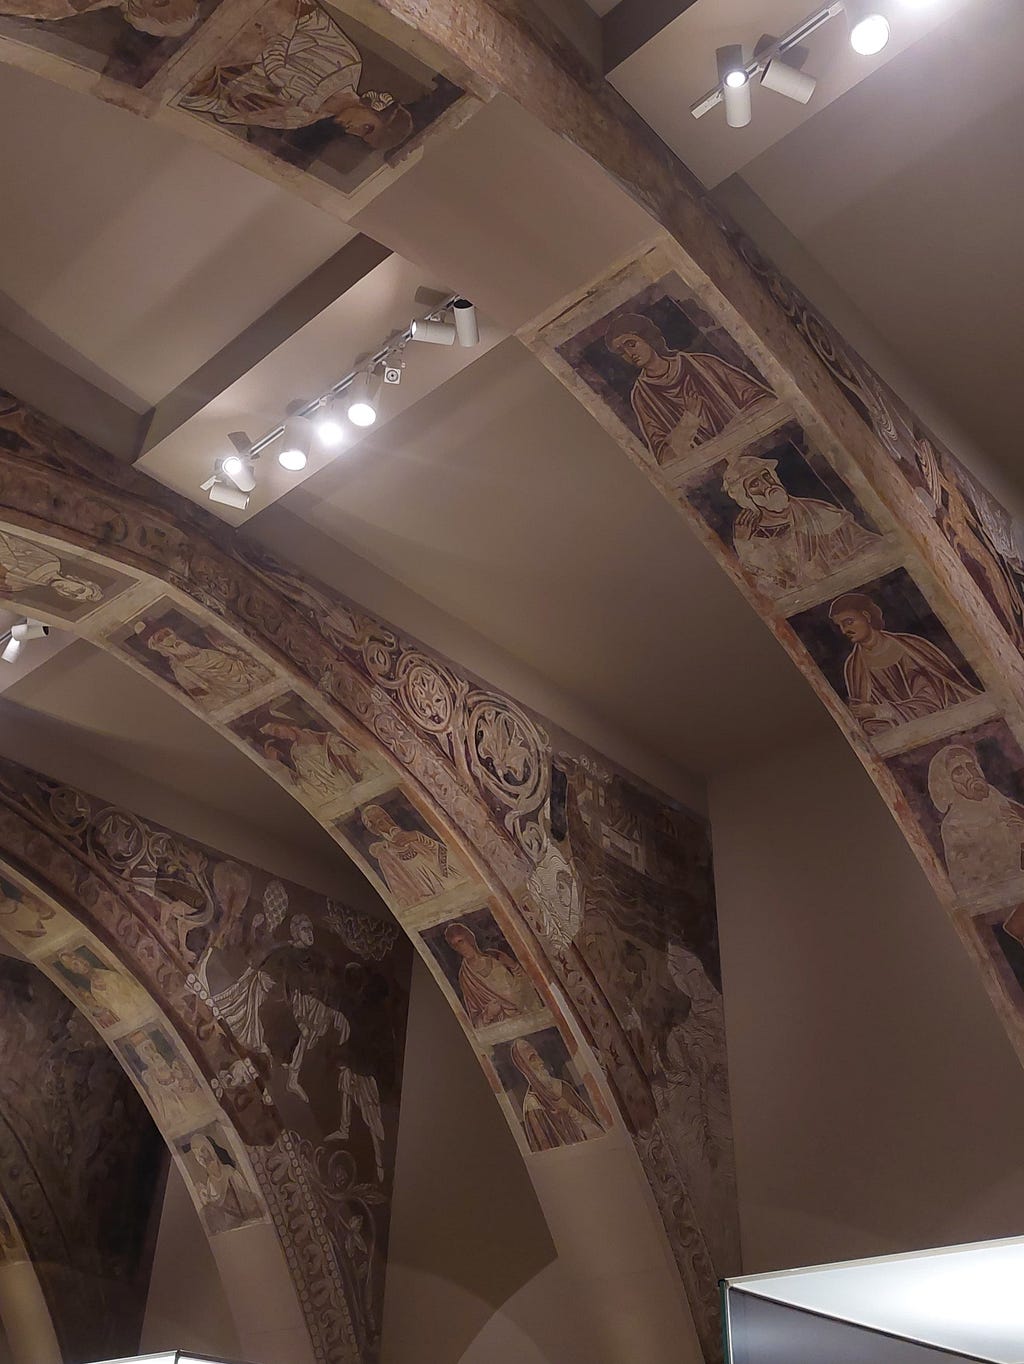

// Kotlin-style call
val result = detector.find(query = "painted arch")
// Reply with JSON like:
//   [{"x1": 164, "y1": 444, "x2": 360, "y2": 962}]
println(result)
[{"x1": 0, "y1": 392, "x2": 733, "y2": 1362}]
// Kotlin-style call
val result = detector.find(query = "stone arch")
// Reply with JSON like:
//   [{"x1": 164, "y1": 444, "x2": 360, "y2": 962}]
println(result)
[
  {"x1": 0, "y1": 393, "x2": 719, "y2": 1362},
  {"x1": 0, "y1": 848, "x2": 320, "y2": 1363}
]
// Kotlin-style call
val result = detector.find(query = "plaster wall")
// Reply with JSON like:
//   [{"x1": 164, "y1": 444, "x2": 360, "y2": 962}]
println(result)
[{"x1": 711, "y1": 729, "x2": 1024, "y2": 1272}]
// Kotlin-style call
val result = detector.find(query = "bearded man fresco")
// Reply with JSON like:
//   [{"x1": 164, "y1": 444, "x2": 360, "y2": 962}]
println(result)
[
  {"x1": 829, "y1": 593, "x2": 979, "y2": 735},
  {"x1": 723, "y1": 453, "x2": 879, "y2": 594},
  {"x1": 605, "y1": 312, "x2": 775, "y2": 463},
  {"x1": 928, "y1": 744, "x2": 1024, "y2": 895}
]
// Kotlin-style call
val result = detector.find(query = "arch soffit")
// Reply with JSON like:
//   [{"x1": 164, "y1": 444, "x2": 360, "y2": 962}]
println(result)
[{"x1": 0, "y1": 396, "x2": 726, "y2": 1361}]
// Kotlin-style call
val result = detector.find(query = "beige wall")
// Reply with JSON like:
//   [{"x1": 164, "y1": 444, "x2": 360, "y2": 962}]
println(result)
[{"x1": 711, "y1": 729, "x2": 1024, "y2": 1273}]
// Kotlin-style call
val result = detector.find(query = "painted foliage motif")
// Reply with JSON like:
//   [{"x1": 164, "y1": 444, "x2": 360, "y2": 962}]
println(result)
[
  {"x1": 112, "y1": 598, "x2": 273, "y2": 713},
  {"x1": 338, "y1": 791, "x2": 467, "y2": 910},
  {"x1": 0, "y1": 526, "x2": 131, "y2": 619},
  {"x1": 174, "y1": 0, "x2": 463, "y2": 194},
  {"x1": 47, "y1": 938, "x2": 147, "y2": 1027},
  {"x1": 888, "y1": 719, "x2": 1024, "y2": 900},
  {"x1": 177, "y1": 1123, "x2": 263, "y2": 1234},
  {"x1": 230, "y1": 689, "x2": 374, "y2": 804},
  {"x1": 556, "y1": 273, "x2": 777, "y2": 466},
  {"x1": 789, "y1": 568, "x2": 982, "y2": 740},
  {"x1": 0, "y1": 0, "x2": 214, "y2": 87},
  {"x1": 687, "y1": 423, "x2": 882, "y2": 599},
  {"x1": 421, "y1": 906, "x2": 543, "y2": 1030},
  {"x1": 492, "y1": 1027, "x2": 603, "y2": 1153}
]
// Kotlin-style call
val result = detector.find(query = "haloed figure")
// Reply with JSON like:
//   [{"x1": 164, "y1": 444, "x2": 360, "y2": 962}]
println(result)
[
  {"x1": 443, "y1": 921, "x2": 539, "y2": 1027},
  {"x1": 605, "y1": 312, "x2": 775, "y2": 463}
]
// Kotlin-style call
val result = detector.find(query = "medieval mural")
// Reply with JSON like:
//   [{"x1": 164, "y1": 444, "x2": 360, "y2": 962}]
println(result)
[
  {"x1": 420, "y1": 904, "x2": 544, "y2": 1032},
  {"x1": 0, "y1": 957, "x2": 165, "y2": 1362},
  {"x1": 47, "y1": 936, "x2": 150, "y2": 1027},
  {"x1": 0, "y1": 526, "x2": 131, "y2": 620},
  {"x1": 492, "y1": 1027, "x2": 603, "y2": 1153},
  {"x1": 337, "y1": 790, "x2": 469, "y2": 910},
  {"x1": 788, "y1": 568, "x2": 984, "y2": 743}
]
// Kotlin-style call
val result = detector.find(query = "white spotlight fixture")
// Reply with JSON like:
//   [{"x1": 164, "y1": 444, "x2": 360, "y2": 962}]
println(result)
[
  {"x1": 410, "y1": 318, "x2": 457, "y2": 346},
  {"x1": 315, "y1": 397, "x2": 347, "y2": 448},
  {"x1": 760, "y1": 56, "x2": 817, "y2": 102},
  {"x1": 452, "y1": 299, "x2": 479, "y2": 348},
  {"x1": 1, "y1": 637, "x2": 19, "y2": 663},
  {"x1": 717, "y1": 46, "x2": 752, "y2": 128},
  {"x1": 11, "y1": 620, "x2": 49, "y2": 642},
  {"x1": 279, "y1": 403, "x2": 313, "y2": 471},
  {"x1": 208, "y1": 482, "x2": 250, "y2": 509},
  {"x1": 845, "y1": 0, "x2": 890, "y2": 53},
  {"x1": 347, "y1": 369, "x2": 382, "y2": 428},
  {"x1": 220, "y1": 432, "x2": 256, "y2": 492}
]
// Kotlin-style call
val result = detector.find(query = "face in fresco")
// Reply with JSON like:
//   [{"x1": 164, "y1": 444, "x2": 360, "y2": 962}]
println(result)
[
  {"x1": 362, "y1": 806, "x2": 395, "y2": 839},
  {"x1": 832, "y1": 609, "x2": 875, "y2": 645},
  {"x1": 743, "y1": 469, "x2": 790, "y2": 515},
  {"x1": 291, "y1": 915, "x2": 314, "y2": 949},
  {"x1": 950, "y1": 755, "x2": 988, "y2": 802},
  {"x1": 192, "y1": 1136, "x2": 219, "y2": 1177},
  {"x1": 59, "y1": 950, "x2": 91, "y2": 978},
  {"x1": 446, "y1": 927, "x2": 476, "y2": 959},
  {"x1": 615, "y1": 333, "x2": 655, "y2": 368}
]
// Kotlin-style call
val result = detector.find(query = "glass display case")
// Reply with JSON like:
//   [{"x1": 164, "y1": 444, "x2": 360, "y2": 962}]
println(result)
[{"x1": 723, "y1": 1235, "x2": 1024, "y2": 1364}]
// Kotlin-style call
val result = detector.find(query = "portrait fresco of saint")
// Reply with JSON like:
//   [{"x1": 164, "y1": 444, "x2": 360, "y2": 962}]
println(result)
[
  {"x1": 174, "y1": 0, "x2": 463, "y2": 194},
  {"x1": 789, "y1": 569, "x2": 982, "y2": 739},
  {"x1": 556, "y1": 275, "x2": 776, "y2": 465},
  {"x1": 338, "y1": 792, "x2": 466, "y2": 910},
  {"x1": 888, "y1": 720, "x2": 1024, "y2": 900},
  {"x1": 230, "y1": 690, "x2": 371, "y2": 803},
  {"x1": 976, "y1": 903, "x2": 1024, "y2": 1011},
  {"x1": 113, "y1": 600, "x2": 273, "y2": 713},
  {"x1": 0, "y1": 527, "x2": 131, "y2": 620},
  {"x1": 0, "y1": 874, "x2": 56, "y2": 942},
  {"x1": 178, "y1": 1125, "x2": 263, "y2": 1235},
  {"x1": 687, "y1": 423, "x2": 882, "y2": 598},
  {"x1": 0, "y1": 1203, "x2": 23, "y2": 1264},
  {"x1": 48, "y1": 940, "x2": 145, "y2": 1028},
  {"x1": 421, "y1": 908, "x2": 542, "y2": 1029},
  {"x1": 492, "y1": 1028, "x2": 603, "y2": 1153},
  {"x1": 117, "y1": 1024, "x2": 203, "y2": 1129}
]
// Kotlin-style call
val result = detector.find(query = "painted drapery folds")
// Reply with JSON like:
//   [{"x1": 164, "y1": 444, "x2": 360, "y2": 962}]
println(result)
[
  {"x1": 0, "y1": 957, "x2": 165, "y2": 1363},
  {"x1": 0, "y1": 752, "x2": 412, "y2": 1364},
  {"x1": 0, "y1": 391, "x2": 737, "y2": 1360}
]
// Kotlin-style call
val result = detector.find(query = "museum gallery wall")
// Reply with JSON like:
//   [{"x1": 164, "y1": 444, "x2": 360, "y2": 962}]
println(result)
[{"x1": 0, "y1": 394, "x2": 734, "y2": 1362}]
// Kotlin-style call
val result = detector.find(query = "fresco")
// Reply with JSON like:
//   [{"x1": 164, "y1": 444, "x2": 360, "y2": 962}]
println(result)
[
  {"x1": 421, "y1": 905, "x2": 543, "y2": 1030},
  {"x1": 975, "y1": 904, "x2": 1024, "y2": 1011},
  {"x1": 46, "y1": 937, "x2": 148, "y2": 1027},
  {"x1": 173, "y1": 0, "x2": 464, "y2": 195},
  {"x1": 229, "y1": 688, "x2": 374, "y2": 804},
  {"x1": 556, "y1": 273, "x2": 777, "y2": 466},
  {"x1": 0, "y1": 958, "x2": 164, "y2": 1361},
  {"x1": 111, "y1": 596, "x2": 273, "y2": 713},
  {"x1": 687, "y1": 422, "x2": 882, "y2": 599},
  {"x1": 117, "y1": 1022, "x2": 206, "y2": 1129},
  {"x1": 888, "y1": 719, "x2": 1024, "y2": 900},
  {"x1": 338, "y1": 790, "x2": 467, "y2": 910},
  {"x1": 789, "y1": 568, "x2": 983, "y2": 741},
  {"x1": 492, "y1": 1026, "x2": 603, "y2": 1153},
  {"x1": 0, "y1": 526, "x2": 132, "y2": 619},
  {"x1": 177, "y1": 1123, "x2": 264, "y2": 1234},
  {"x1": 0, "y1": 873, "x2": 58, "y2": 941},
  {"x1": 0, "y1": 1200, "x2": 25, "y2": 1264}
]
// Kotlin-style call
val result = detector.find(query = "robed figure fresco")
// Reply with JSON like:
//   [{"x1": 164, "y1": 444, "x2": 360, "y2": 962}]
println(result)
[
  {"x1": 0, "y1": 0, "x2": 197, "y2": 36},
  {"x1": 723, "y1": 453, "x2": 879, "y2": 593},
  {"x1": 443, "y1": 921, "x2": 539, "y2": 1027},
  {"x1": 180, "y1": 0, "x2": 414, "y2": 147},
  {"x1": 508, "y1": 1038, "x2": 602, "y2": 1152},
  {"x1": 0, "y1": 529, "x2": 103, "y2": 605},
  {"x1": 605, "y1": 313, "x2": 775, "y2": 463},
  {"x1": 829, "y1": 593, "x2": 979, "y2": 735},
  {"x1": 360, "y1": 804, "x2": 459, "y2": 908},
  {"x1": 928, "y1": 744, "x2": 1024, "y2": 895},
  {"x1": 146, "y1": 625, "x2": 267, "y2": 710},
  {"x1": 182, "y1": 1132, "x2": 263, "y2": 1234},
  {"x1": 259, "y1": 715, "x2": 365, "y2": 799}
]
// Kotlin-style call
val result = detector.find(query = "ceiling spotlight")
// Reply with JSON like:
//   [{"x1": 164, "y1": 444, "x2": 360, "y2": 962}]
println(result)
[
  {"x1": 315, "y1": 397, "x2": 347, "y2": 448},
  {"x1": 760, "y1": 56, "x2": 817, "y2": 103},
  {"x1": 279, "y1": 403, "x2": 313, "y2": 471},
  {"x1": 347, "y1": 369, "x2": 382, "y2": 428},
  {"x1": 452, "y1": 298, "x2": 479, "y2": 348},
  {"x1": 1, "y1": 637, "x2": 19, "y2": 663},
  {"x1": 845, "y1": 0, "x2": 890, "y2": 54},
  {"x1": 11, "y1": 620, "x2": 48, "y2": 642},
  {"x1": 411, "y1": 318, "x2": 457, "y2": 346},
  {"x1": 717, "y1": 45, "x2": 751, "y2": 128},
  {"x1": 221, "y1": 432, "x2": 256, "y2": 492},
  {"x1": 208, "y1": 482, "x2": 250, "y2": 509}
]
